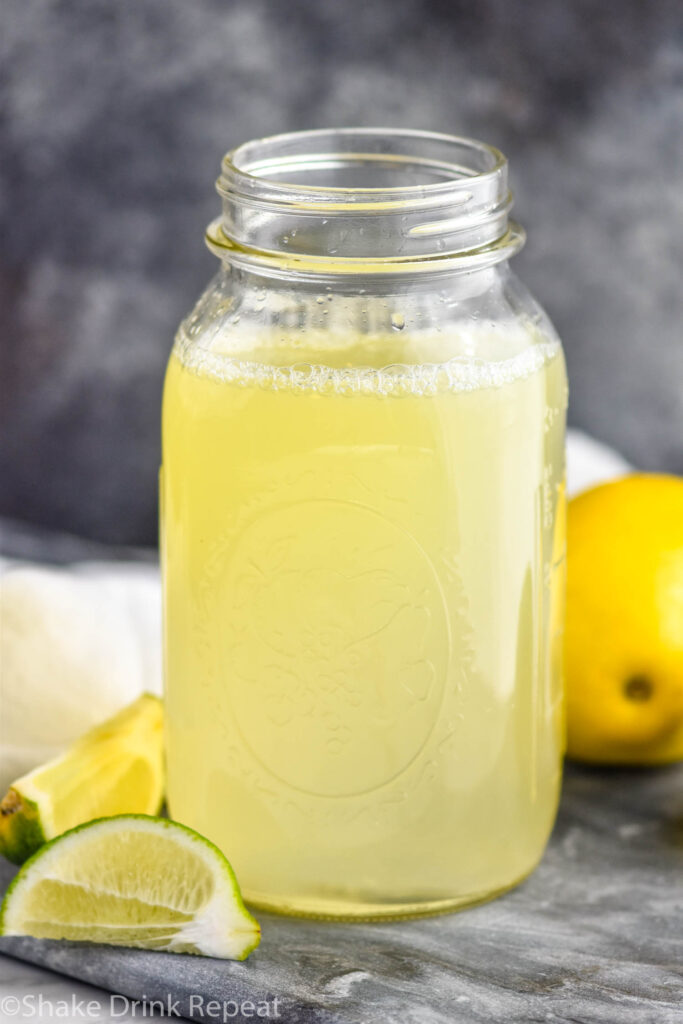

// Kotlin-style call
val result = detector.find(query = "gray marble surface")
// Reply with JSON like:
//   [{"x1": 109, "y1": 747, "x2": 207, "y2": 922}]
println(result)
[
  {"x1": 0, "y1": 957, "x2": 167, "y2": 1023},
  {"x1": 1, "y1": 764, "x2": 682, "y2": 1024}
]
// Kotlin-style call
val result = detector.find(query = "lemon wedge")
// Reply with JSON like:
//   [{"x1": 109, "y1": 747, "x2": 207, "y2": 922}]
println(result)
[{"x1": 0, "y1": 694, "x2": 164, "y2": 864}]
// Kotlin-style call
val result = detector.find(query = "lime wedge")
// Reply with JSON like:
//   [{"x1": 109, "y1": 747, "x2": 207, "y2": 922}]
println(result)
[
  {"x1": 0, "y1": 695, "x2": 164, "y2": 864},
  {"x1": 0, "y1": 815, "x2": 261, "y2": 960}
]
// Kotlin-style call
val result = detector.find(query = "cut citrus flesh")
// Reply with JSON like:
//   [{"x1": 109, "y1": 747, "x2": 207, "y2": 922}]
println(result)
[
  {"x1": 0, "y1": 815, "x2": 261, "y2": 960},
  {"x1": 0, "y1": 694, "x2": 164, "y2": 864}
]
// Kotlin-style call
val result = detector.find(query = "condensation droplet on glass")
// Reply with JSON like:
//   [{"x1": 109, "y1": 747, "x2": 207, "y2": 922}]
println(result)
[{"x1": 391, "y1": 312, "x2": 405, "y2": 332}]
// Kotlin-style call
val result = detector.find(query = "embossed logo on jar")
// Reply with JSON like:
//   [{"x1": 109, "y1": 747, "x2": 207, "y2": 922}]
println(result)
[{"x1": 218, "y1": 500, "x2": 450, "y2": 797}]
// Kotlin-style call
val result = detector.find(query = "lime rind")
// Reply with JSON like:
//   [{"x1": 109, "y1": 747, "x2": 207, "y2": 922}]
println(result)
[{"x1": 0, "y1": 814, "x2": 260, "y2": 961}]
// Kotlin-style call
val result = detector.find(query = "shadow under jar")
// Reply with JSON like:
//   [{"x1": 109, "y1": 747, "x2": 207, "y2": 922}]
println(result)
[{"x1": 161, "y1": 128, "x2": 567, "y2": 920}]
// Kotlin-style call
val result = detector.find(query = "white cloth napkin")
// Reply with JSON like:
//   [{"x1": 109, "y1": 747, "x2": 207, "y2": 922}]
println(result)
[
  {"x1": 0, "y1": 563, "x2": 162, "y2": 790},
  {"x1": 0, "y1": 428, "x2": 631, "y2": 791},
  {"x1": 565, "y1": 428, "x2": 631, "y2": 498}
]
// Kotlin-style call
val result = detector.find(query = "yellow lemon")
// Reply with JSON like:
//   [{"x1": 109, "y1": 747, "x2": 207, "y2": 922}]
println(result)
[
  {"x1": 0, "y1": 695, "x2": 164, "y2": 864},
  {"x1": 566, "y1": 474, "x2": 683, "y2": 764}
]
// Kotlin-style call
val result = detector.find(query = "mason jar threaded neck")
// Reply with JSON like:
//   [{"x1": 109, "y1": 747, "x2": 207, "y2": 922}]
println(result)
[{"x1": 206, "y1": 128, "x2": 524, "y2": 277}]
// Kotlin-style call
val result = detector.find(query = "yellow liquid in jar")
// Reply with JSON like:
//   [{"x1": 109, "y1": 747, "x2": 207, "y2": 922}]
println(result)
[{"x1": 161, "y1": 327, "x2": 567, "y2": 919}]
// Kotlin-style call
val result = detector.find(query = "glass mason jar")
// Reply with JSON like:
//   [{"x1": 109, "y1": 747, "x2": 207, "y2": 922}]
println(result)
[{"x1": 161, "y1": 128, "x2": 567, "y2": 920}]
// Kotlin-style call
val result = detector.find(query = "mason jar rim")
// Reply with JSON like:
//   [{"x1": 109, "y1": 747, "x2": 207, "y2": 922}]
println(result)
[
  {"x1": 218, "y1": 127, "x2": 507, "y2": 208},
  {"x1": 209, "y1": 127, "x2": 524, "y2": 276}
]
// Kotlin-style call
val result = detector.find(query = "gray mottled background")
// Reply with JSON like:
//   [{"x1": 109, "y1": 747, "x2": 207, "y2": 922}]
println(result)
[{"x1": 2, "y1": 0, "x2": 682, "y2": 545}]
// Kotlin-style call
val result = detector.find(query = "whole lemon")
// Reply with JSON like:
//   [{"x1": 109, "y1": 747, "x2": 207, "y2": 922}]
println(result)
[{"x1": 566, "y1": 474, "x2": 683, "y2": 764}]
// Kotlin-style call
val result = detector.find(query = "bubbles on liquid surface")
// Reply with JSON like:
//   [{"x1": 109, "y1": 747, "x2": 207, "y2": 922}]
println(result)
[{"x1": 175, "y1": 326, "x2": 562, "y2": 399}]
